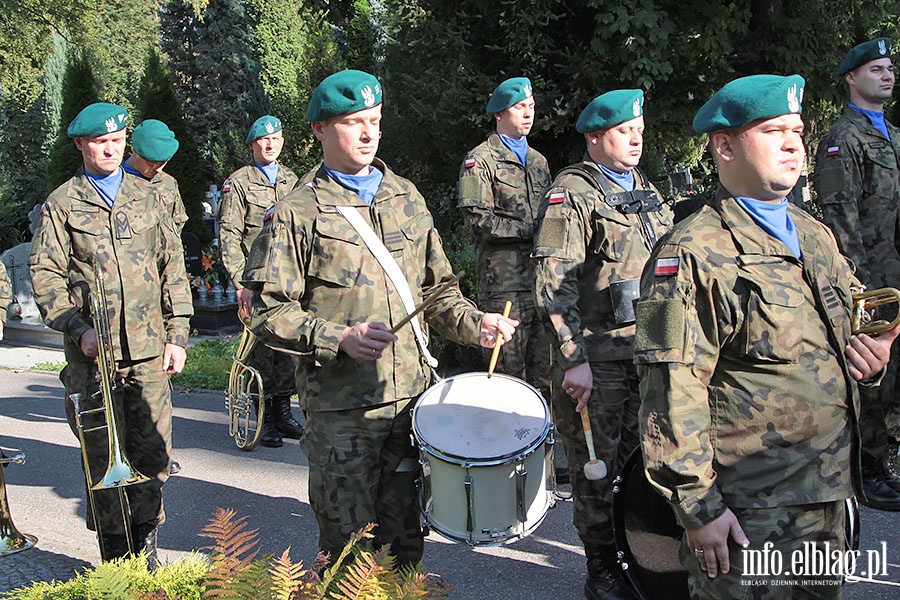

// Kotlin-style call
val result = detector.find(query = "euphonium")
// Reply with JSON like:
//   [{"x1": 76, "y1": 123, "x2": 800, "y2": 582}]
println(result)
[
  {"x1": 0, "y1": 451, "x2": 37, "y2": 557},
  {"x1": 851, "y1": 287, "x2": 900, "y2": 335},
  {"x1": 69, "y1": 262, "x2": 151, "y2": 559},
  {"x1": 226, "y1": 317, "x2": 265, "y2": 450}
]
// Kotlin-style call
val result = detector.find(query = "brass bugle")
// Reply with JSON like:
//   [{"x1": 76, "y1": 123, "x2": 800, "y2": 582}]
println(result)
[
  {"x1": 0, "y1": 451, "x2": 38, "y2": 557},
  {"x1": 226, "y1": 318, "x2": 265, "y2": 450},
  {"x1": 851, "y1": 287, "x2": 900, "y2": 335}
]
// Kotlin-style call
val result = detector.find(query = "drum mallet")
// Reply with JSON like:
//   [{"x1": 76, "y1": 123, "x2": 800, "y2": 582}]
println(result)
[
  {"x1": 487, "y1": 300, "x2": 512, "y2": 378},
  {"x1": 580, "y1": 407, "x2": 608, "y2": 480}
]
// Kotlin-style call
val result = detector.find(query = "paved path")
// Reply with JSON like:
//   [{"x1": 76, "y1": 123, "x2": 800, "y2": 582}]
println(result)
[{"x1": 1, "y1": 340, "x2": 899, "y2": 598}]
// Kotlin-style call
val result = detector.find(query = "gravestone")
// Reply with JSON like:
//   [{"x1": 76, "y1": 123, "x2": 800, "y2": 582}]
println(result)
[
  {"x1": 1, "y1": 242, "x2": 63, "y2": 348},
  {"x1": 181, "y1": 232, "x2": 203, "y2": 280}
]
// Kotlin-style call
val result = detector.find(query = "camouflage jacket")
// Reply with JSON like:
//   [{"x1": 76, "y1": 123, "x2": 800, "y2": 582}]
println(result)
[
  {"x1": 218, "y1": 163, "x2": 299, "y2": 288},
  {"x1": 151, "y1": 172, "x2": 188, "y2": 235},
  {"x1": 29, "y1": 169, "x2": 193, "y2": 364},
  {"x1": 814, "y1": 108, "x2": 900, "y2": 289},
  {"x1": 533, "y1": 159, "x2": 672, "y2": 367},
  {"x1": 243, "y1": 159, "x2": 484, "y2": 413},
  {"x1": 458, "y1": 133, "x2": 551, "y2": 293},
  {"x1": 634, "y1": 190, "x2": 861, "y2": 530},
  {"x1": 0, "y1": 260, "x2": 9, "y2": 314}
]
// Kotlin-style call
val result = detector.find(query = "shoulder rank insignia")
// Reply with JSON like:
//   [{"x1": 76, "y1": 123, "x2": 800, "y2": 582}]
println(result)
[
  {"x1": 654, "y1": 257, "x2": 679, "y2": 276},
  {"x1": 548, "y1": 191, "x2": 566, "y2": 205},
  {"x1": 464, "y1": 157, "x2": 476, "y2": 168}
]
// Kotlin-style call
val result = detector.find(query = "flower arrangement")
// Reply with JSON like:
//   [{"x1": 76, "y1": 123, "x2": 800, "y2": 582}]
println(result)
[{"x1": 194, "y1": 241, "x2": 230, "y2": 292}]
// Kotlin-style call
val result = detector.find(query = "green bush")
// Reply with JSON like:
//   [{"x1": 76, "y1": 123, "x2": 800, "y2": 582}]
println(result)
[{"x1": 2, "y1": 509, "x2": 449, "y2": 600}]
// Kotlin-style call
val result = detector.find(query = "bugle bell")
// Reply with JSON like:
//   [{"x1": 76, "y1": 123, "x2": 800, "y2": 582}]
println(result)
[
  {"x1": 0, "y1": 451, "x2": 38, "y2": 557},
  {"x1": 226, "y1": 318, "x2": 265, "y2": 450},
  {"x1": 851, "y1": 287, "x2": 900, "y2": 335}
]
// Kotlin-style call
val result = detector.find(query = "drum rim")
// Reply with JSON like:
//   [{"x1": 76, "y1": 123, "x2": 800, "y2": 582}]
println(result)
[{"x1": 412, "y1": 372, "x2": 551, "y2": 463}]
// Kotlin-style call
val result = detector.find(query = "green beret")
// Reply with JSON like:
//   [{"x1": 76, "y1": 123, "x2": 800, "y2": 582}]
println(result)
[
  {"x1": 246, "y1": 115, "x2": 283, "y2": 143},
  {"x1": 67, "y1": 103, "x2": 128, "y2": 138},
  {"x1": 306, "y1": 70, "x2": 383, "y2": 122},
  {"x1": 576, "y1": 89, "x2": 644, "y2": 134},
  {"x1": 486, "y1": 77, "x2": 534, "y2": 114},
  {"x1": 133, "y1": 120, "x2": 179, "y2": 162},
  {"x1": 835, "y1": 37, "x2": 892, "y2": 77},
  {"x1": 693, "y1": 74, "x2": 805, "y2": 133}
]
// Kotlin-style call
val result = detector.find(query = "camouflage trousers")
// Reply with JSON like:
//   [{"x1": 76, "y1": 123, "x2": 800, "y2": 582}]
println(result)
[
  {"x1": 684, "y1": 501, "x2": 847, "y2": 600},
  {"x1": 479, "y1": 290, "x2": 552, "y2": 400},
  {"x1": 248, "y1": 338, "x2": 299, "y2": 399},
  {"x1": 551, "y1": 359, "x2": 640, "y2": 561},
  {"x1": 62, "y1": 358, "x2": 172, "y2": 536},
  {"x1": 303, "y1": 398, "x2": 423, "y2": 568}
]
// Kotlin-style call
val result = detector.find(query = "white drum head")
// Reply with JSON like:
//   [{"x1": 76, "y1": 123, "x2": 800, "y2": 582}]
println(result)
[{"x1": 413, "y1": 372, "x2": 549, "y2": 461}]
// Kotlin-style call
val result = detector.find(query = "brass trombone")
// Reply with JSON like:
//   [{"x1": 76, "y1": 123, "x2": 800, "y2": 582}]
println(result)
[
  {"x1": 226, "y1": 318, "x2": 265, "y2": 450},
  {"x1": 70, "y1": 262, "x2": 151, "y2": 559},
  {"x1": 851, "y1": 287, "x2": 900, "y2": 335},
  {"x1": 0, "y1": 451, "x2": 37, "y2": 557}
]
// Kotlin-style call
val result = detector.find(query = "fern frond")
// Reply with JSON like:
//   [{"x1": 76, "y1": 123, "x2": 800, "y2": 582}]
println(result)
[
  {"x1": 333, "y1": 548, "x2": 389, "y2": 600},
  {"x1": 318, "y1": 524, "x2": 376, "y2": 593},
  {"x1": 200, "y1": 508, "x2": 262, "y2": 599},
  {"x1": 269, "y1": 548, "x2": 311, "y2": 600}
]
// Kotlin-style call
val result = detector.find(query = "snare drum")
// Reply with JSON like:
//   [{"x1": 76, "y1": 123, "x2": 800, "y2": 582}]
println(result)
[
  {"x1": 613, "y1": 450, "x2": 861, "y2": 600},
  {"x1": 412, "y1": 372, "x2": 553, "y2": 546}
]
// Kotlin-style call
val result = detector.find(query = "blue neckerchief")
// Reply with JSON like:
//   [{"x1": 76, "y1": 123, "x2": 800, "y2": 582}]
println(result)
[
  {"x1": 597, "y1": 163, "x2": 635, "y2": 192},
  {"x1": 256, "y1": 162, "x2": 279, "y2": 187},
  {"x1": 849, "y1": 103, "x2": 891, "y2": 140},
  {"x1": 121, "y1": 157, "x2": 147, "y2": 180},
  {"x1": 735, "y1": 197, "x2": 801, "y2": 259},
  {"x1": 325, "y1": 166, "x2": 384, "y2": 205},
  {"x1": 85, "y1": 168, "x2": 124, "y2": 208},
  {"x1": 498, "y1": 133, "x2": 528, "y2": 166}
]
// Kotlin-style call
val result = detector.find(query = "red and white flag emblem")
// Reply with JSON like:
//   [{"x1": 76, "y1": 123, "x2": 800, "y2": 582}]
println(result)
[
  {"x1": 549, "y1": 192, "x2": 566, "y2": 205},
  {"x1": 655, "y1": 257, "x2": 679, "y2": 276},
  {"x1": 464, "y1": 157, "x2": 476, "y2": 168},
  {"x1": 826, "y1": 146, "x2": 840, "y2": 157}
]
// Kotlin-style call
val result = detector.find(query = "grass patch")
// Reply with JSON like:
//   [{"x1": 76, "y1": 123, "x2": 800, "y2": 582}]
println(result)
[
  {"x1": 172, "y1": 337, "x2": 237, "y2": 391},
  {"x1": 31, "y1": 360, "x2": 66, "y2": 373}
]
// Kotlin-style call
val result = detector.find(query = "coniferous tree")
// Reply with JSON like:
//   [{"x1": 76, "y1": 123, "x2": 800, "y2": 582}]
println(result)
[
  {"x1": 137, "y1": 49, "x2": 212, "y2": 242},
  {"x1": 161, "y1": 0, "x2": 271, "y2": 183},
  {"x1": 46, "y1": 50, "x2": 99, "y2": 192}
]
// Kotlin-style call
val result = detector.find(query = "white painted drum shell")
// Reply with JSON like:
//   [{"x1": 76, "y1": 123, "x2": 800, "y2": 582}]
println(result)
[{"x1": 412, "y1": 372, "x2": 553, "y2": 546}]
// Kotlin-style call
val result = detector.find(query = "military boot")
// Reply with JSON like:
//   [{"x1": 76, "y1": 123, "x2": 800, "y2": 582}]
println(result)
[
  {"x1": 585, "y1": 556, "x2": 639, "y2": 600},
  {"x1": 259, "y1": 397, "x2": 283, "y2": 447},
  {"x1": 861, "y1": 458, "x2": 900, "y2": 511},
  {"x1": 134, "y1": 522, "x2": 159, "y2": 570},
  {"x1": 881, "y1": 443, "x2": 900, "y2": 494},
  {"x1": 273, "y1": 394, "x2": 304, "y2": 439}
]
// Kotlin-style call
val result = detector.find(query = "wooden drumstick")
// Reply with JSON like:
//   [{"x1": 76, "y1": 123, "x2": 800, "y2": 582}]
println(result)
[
  {"x1": 580, "y1": 406, "x2": 607, "y2": 480},
  {"x1": 390, "y1": 271, "x2": 464, "y2": 334},
  {"x1": 486, "y1": 300, "x2": 512, "y2": 378}
]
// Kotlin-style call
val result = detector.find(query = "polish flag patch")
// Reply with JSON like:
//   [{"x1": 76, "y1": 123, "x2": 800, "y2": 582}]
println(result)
[
  {"x1": 264, "y1": 206, "x2": 275, "y2": 221},
  {"x1": 549, "y1": 192, "x2": 566, "y2": 205},
  {"x1": 464, "y1": 157, "x2": 476, "y2": 168},
  {"x1": 827, "y1": 146, "x2": 840, "y2": 157},
  {"x1": 655, "y1": 257, "x2": 680, "y2": 276},
  {"x1": 223, "y1": 182, "x2": 232, "y2": 193}
]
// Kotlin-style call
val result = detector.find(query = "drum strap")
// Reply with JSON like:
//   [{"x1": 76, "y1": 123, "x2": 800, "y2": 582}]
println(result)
[{"x1": 336, "y1": 205, "x2": 440, "y2": 371}]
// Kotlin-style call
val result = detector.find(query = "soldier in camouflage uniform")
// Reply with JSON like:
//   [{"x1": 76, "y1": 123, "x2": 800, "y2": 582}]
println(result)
[
  {"x1": 243, "y1": 70, "x2": 518, "y2": 568},
  {"x1": 458, "y1": 77, "x2": 552, "y2": 398},
  {"x1": 28, "y1": 103, "x2": 193, "y2": 564},
  {"x1": 636, "y1": 75, "x2": 899, "y2": 599},
  {"x1": 123, "y1": 119, "x2": 188, "y2": 234},
  {"x1": 533, "y1": 89, "x2": 671, "y2": 600},
  {"x1": 813, "y1": 38, "x2": 900, "y2": 510},
  {"x1": 218, "y1": 115, "x2": 302, "y2": 448}
]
